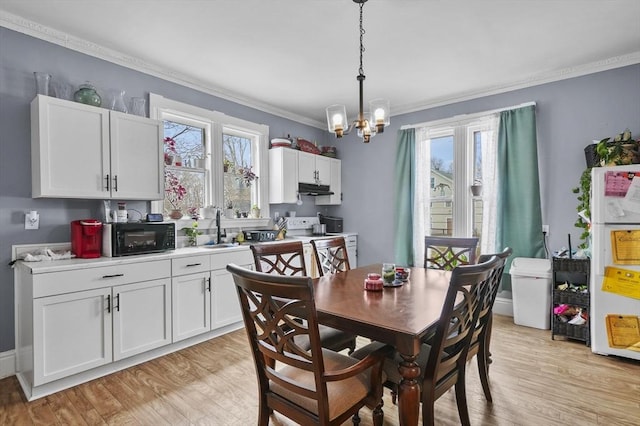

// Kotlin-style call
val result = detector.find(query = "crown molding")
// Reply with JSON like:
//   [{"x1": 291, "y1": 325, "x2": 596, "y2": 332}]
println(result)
[
  {"x1": 0, "y1": 11, "x2": 325, "y2": 129},
  {"x1": 392, "y1": 51, "x2": 640, "y2": 118}
]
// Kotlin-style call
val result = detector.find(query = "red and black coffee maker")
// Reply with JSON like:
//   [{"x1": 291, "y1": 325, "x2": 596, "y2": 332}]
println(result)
[{"x1": 71, "y1": 219, "x2": 103, "y2": 258}]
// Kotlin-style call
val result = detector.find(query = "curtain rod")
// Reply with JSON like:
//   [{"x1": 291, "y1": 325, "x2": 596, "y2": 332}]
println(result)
[{"x1": 400, "y1": 101, "x2": 536, "y2": 130}]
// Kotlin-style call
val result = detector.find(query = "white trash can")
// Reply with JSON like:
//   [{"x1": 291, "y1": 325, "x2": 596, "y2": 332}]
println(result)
[{"x1": 509, "y1": 258, "x2": 552, "y2": 329}]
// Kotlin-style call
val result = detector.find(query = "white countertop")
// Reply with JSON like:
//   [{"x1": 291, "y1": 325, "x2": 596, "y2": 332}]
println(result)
[{"x1": 17, "y1": 244, "x2": 250, "y2": 274}]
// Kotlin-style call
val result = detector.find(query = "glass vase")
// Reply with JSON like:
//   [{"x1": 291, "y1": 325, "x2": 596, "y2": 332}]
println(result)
[
  {"x1": 74, "y1": 82, "x2": 102, "y2": 107},
  {"x1": 108, "y1": 89, "x2": 128, "y2": 113}
]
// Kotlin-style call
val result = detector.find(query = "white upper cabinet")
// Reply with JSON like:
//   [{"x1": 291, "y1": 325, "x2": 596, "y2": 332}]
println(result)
[
  {"x1": 269, "y1": 147, "x2": 298, "y2": 204},
  {"x1": 31, "y1": 95, "x2": 163, "y2": 200},
  {"x1": 298, "y1": 150, "x2": 331, "y2": 186},
  {"x1": 269, "y1": 147, "x2": 341, "y2": 205},
  {"x1": 315, "y1": 158, "x2": 341, "y2": 205}
]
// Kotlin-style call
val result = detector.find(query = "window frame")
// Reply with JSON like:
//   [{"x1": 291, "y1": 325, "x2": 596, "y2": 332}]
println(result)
[
  {"x1": 149, "y1": 93, "x2": 270, "y2": 227},
  {"x1": 419, "y1": 120, "x2": 490, "y2": 238}
]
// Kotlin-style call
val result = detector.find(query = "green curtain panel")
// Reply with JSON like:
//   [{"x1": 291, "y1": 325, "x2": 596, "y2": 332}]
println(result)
[
  {"x1": 394, "y1": 128, "x2": 416, "y2": 265},
  {"x1": 496, "y1": 105, "x2": 545, "y2": 291}
]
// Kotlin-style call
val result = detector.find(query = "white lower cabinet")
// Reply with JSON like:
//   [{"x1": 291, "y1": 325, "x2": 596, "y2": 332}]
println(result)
[
  {"x1": 112, "y1": 279, "x2": 172, "y2": 361},
  {"x1": 33, "y1": 288, "x2": 112, "y2": 386},
  {"x1": 172, "y1": 250, "x2": 253, "y2": 338},
  {"x1": 28, "y1": 260, "x2": 172, "y2": 387},
  {"x1": 171, "y1": 255, "x2": 211, "y2": 342},
  {"x1": 15, "y1": 247, "x2": 254, "y2": 400}
]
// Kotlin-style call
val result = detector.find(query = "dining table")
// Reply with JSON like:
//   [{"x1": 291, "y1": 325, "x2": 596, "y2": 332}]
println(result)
[{"x1": 312, "y1": 263, "x2": 453, "y2": 426}]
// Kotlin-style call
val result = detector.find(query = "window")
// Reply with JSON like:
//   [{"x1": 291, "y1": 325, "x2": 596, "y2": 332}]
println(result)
[
  {"x1": 223, "y1": 128, "x2": 261, "y2": 216},
  {"x1": 163, "y1": 115, "x2": 210, "y2": 216},
  {"x1": 413, "y1": 115, "x2": 498, "y2": 265},
  {"x1": 150, "y1": 94, "x2": 269, "y2": 222}
]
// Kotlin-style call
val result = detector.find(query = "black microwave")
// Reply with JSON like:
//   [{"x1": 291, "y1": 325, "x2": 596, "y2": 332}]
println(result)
[{"x1": 102, "y1": 222, "x2": 175, "y2": 257}]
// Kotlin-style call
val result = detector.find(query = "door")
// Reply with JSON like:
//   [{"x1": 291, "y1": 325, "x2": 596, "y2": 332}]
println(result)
[
  {"x1": 112, "y1": 279, "x2": 172, "y2": 361},
  {"x1": 298, "y1": 151, "x2": 317, "y2": 184},
  {"x1": 590, "y1": 223, "x2": 640, "y2": 360},
  {"x1": 110, "y1": 111, "x2": 164, "y2": 200},
  {"x1": 32, "y1": 96, "x2": 110, "y2": 198},
  {"x1": 33, "y1": 288, "x2": 112, "y2": 385},
  {"x1": 211, "y1": 266, "x2": 249, "y2": 329},
  {"x1": 315, "y1": 158, "x2": 341, "y2": 205},
  {"x1": 591, "y1": 165, "x2": 640, "y2": 225},
  {"x1": 315, "y1": 155, "x2": 331, "y2": 186},
  {"x1": 172, "y1": 272, "x2": 211, "y2": 341}
]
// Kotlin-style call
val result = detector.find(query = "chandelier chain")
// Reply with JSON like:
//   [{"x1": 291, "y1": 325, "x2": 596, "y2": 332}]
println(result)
[{"x1": 358, "y1": 1, "x2": 365, "y2": 77}]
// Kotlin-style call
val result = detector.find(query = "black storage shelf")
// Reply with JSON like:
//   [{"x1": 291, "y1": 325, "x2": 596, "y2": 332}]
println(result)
[{"x1": 551, "y1": 258, "x2": 590, "y2": 346}]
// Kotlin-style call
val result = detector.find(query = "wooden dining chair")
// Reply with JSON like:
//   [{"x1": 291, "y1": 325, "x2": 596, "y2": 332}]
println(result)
[
  {"x1": 352, "y1": 256, "x2": 500, "y2": 426},
  {"x1": 470, "y1": 247, "x2": 512, "y2": 402},
  {"x1": 227, "y1": 263, "x2": 392, "y2": 426},
  {"x1": 424, "y1": 236, "x2": 479, "y2": 270},
  {"x1": 251, "y1": 241, "x2": 307, "y2": 276},
  {"x1": 250, "y1": 241, "x2": 357, "y2": 354},
  {"x1": 311, "y1": 237, "x2": 351, "y2": 277}
]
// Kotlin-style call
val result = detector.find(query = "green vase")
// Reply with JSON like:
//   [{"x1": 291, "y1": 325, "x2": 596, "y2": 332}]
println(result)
[{"x1": 74, "y1": 82, "x2": 102, "y2": 107}]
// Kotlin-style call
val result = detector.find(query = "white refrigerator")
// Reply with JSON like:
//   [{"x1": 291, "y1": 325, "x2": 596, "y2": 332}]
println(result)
[{"x1": 590, "y1": 164, "x2": 640, "y2": 360}]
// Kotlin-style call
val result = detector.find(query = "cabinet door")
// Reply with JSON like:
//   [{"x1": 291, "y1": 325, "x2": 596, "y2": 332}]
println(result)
[
  {"x1": 269, "y1": 147, "x2": 298, "y2": 204},
  {"x1": 112, "y1": 279, "x2": 172, "y2": 361},
  {"x1": 110, "y1": 111, "x2": 163, "y2": 200},
  {"x1": 315, "y1": 158, "x2": 341, "y2": 205},
  {"x1": 298, "y1": 151, "x2": 317, "y2": 184},
  {"x1": 315, "y1": 155, "x2": 332, "y2": 186},
  {"x1": 172, "y1": 273, "x2": 211, "y2": 342},
  {"x1": 33, "y1": 288, "x2": 112, "y2": 385},
  {"x1": 211, "y1": 265, "x2": 251, "y2": 329},
  {"x1": 31, "y1": 96, "x2": 110, "y2": 198}
]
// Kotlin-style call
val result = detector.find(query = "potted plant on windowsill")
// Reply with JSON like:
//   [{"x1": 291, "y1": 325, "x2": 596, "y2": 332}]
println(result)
[{"x1": 470, "y1": 179, "x2": 482, "y2": 196}]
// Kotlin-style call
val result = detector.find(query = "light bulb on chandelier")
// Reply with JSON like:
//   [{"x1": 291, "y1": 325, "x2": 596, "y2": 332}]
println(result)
[{"x1": 325, "y1": 0, "x2": 390, "y2": 143}]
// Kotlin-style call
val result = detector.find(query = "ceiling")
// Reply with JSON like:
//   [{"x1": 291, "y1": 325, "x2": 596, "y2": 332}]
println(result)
[{"x1": 1, "y1": 0, "x2": 639, "y2": 128}]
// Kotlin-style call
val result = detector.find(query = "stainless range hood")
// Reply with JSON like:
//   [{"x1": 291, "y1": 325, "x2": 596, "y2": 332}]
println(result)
[{"x1": 298, "y1": 182, "x2": 334, "y2": 196}]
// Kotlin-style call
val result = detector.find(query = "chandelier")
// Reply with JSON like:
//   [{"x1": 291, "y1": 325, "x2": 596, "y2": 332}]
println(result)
[{"x1": 326, "y1": 0, "x2": 390, "y2": 143}]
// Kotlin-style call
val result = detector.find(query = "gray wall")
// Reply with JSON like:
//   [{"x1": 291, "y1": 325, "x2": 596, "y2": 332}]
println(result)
[
  {"x1": 1, "y1": 26, "x2": 639, "y2": 353},
  {"x1": 335, "y1": 64, "x2": 640, "y2": 267}
]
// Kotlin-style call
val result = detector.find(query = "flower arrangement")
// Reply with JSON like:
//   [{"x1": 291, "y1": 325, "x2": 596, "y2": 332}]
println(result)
[
  {"x1": 187, "y1": 206, "x2": 200, "y2": 219},
  {"x1": 237, "y1": 165, "x2": 258, "y2": 186},
  {"x1": 182, "y1": 221, "x2": 202, "y2": 246},
  {"x1": 164, "y1": 137, "x2": 177, "y2": 165},
  {"x1": 165, "y1": 170, "x2": 186, "y2": 210}
]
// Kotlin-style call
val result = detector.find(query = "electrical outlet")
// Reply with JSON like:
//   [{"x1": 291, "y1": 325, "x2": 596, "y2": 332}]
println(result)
[
  {"x1": 542, "y1": 224, "x2": 549, "y2": 235},
  {"x1": 25, "y1": 212, "x2": 40, "y2": 230}
]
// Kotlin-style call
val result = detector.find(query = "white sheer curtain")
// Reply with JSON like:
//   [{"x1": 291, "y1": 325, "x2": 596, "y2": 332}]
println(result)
[
  {"x1": 480, "y1": 114, "x2": 500, "y2": 254},
  {"x1": 412, "y1": 127, "x2": 431, "y2": 267},
  {"x1": 412, "y1": 114, "x2": 500, "y2": 266}
]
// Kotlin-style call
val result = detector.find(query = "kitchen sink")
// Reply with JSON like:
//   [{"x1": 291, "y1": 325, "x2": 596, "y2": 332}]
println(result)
[{"x1": 203, "y1": 243, "x2": 240, "y2": 249}]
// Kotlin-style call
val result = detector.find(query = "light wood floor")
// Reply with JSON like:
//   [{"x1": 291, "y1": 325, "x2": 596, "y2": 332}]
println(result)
[{"x1": 1, "y1": 315, "x2": 639, "y2": 425}]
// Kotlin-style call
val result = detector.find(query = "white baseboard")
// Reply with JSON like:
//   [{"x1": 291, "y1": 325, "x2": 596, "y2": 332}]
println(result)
[
  {"x1": 493, "y1": 296, "x2": 513, "y2": 317},
  {"x1": 0, "y1": 350, "x2": 16, "y2": 379}
]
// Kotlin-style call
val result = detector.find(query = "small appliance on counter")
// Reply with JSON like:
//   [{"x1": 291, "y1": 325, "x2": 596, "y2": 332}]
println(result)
[
  {"x1": 71, "y1": 219, "x2": 103, "y2": 258},
  {"x1": 102, "y1": 222, "x2": 175, "y2": 257},
  {"x1": 319, "y1": 214, "x2": 343, "y2": 233},
  {"x1": 244, "y1": 230, "x2": 277, "y2": 242}
]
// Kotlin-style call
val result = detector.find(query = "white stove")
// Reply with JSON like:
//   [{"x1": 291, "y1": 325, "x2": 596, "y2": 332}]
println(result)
[{"x1": 286, "y1": 216, "x2": 357, "y2": 267}]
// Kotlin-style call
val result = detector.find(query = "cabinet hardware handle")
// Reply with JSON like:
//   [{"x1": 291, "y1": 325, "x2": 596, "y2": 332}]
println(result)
[
  {"x1": 115, "y1": 294, "x2": 120, "y2": 312},
  {"x1": 207, "y1": 277, "x2": 211, "y2": 292},
  {"x1": 105, "y1": 174, "x2": 110, "y2": 191},
  {"x1": 113, "y1": 175, "x2": 118, "y2": 192},
  {"x1": 186, "y1": 263, "x2": 202, "y2": 267},
  {"x1": 107, "y1": 294, "x2": 111, "y2": 313},
  {"x1": 102, "y1": 273, "x2": 124, "y2": 279}
]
